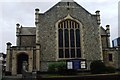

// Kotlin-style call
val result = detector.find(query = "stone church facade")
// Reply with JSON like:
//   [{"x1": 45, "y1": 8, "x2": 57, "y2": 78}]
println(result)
[{"x1": 6, "y1": 0, "x2": 120, "y2": 75}]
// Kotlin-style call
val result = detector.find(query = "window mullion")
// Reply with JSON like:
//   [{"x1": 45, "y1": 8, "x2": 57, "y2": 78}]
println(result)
[
  {"x1": 62, "y1": 22, "x2": 65, "y2": 58},
  {"x1": 58, "y1": 19, "x2": 81, "y2": 58},
  {"x1": 74, "y1": 22, "x2": 77, "y2": 58},
  {"x1": 68, "y1": 20, "x2": 71, "y2": 58}
]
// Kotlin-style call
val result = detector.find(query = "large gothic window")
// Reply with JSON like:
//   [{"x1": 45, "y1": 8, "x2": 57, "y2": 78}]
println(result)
[{"x1": 58, "y1": 19, "x2": 81, "y2": 58}]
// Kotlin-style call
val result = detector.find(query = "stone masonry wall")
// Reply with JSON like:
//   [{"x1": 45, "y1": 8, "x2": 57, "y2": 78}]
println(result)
[
  {"x1": 103, "y1": 49, "x2": 119, "y2": 68},
  {"x1": 38, "y1": 2, "x2": 102, "y2": 70},
  {"x1": 101, "y1": 36, "x2": 107, "y2": 48},
  {"x1": 20, "y1": 36, "x2": 36, "y2": 46}
]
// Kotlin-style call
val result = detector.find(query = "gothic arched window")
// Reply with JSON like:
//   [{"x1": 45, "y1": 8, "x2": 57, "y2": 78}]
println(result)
[{"x1": 58, "y1": 19, "x2": 81, "y2": 58}]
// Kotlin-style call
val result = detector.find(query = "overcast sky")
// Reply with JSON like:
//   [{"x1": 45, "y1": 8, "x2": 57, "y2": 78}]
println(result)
[{"x1": 0, "y1": 0, "x2": 119, "y2": 53}]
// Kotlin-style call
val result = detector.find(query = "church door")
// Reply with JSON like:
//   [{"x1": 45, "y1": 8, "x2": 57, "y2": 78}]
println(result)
[{"x1": 17, "y1": 53, "x2": 28, "y2": 74}]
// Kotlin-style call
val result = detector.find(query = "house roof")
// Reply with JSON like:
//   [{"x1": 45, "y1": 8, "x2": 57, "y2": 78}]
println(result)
[
  {"x1": 100, "y1": 27, "x2": 107, "y2": 35},
  {"x1": 43, "y1": 0, "x2": 92, "y2": 15},
  {"x1": 19, "y1": 26, "x2": 107, "y2": 36},
  {"x1": 20, "y1": 27, "x2": 36, "y2": 35}
]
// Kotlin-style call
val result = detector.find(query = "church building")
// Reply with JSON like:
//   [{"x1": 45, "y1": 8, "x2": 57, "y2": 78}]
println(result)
[{"x1": 6, "y1": 0, "x2": 119, "y2": 75}]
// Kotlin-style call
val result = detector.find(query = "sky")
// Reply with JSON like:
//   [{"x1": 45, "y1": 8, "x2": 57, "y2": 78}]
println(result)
[{"x1": 0, "y1": 0, "x2": 119, "y2": 53}]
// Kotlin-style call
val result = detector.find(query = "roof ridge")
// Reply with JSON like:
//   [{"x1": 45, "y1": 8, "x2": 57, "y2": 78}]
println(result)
[
  {"x1": 60, "y1": 0, "x2": 74, "y2": 2},
  {"x1": 21, "y1": 27, "x2": 35, "y2": 28}
]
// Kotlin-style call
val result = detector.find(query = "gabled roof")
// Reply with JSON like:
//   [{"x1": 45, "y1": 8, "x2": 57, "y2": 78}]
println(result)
[
  {"x1": 60, "y1": 0, "x2": 74, "y2": 2},
  {"x1": 100, "y1": 27, "x2": 107, "y2": 35},
  {"x1": 43, "y1": 0, "x2": 92, "y2": 15},
  {"x1": 20, "y1": 27, "x2": 36, "y2": 35}
]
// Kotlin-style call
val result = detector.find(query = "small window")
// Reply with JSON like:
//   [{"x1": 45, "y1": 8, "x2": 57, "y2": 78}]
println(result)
[
  {"x1": 65, "y1": 49, "x2": 69, "y2": 58},
  {"x1": 71, "y1": 49, "x2": 75, "y2": 58},
  {"x1": 59, "y1": 49, "x2": 64, "y2": 58},
  {"x1": 77, "y1": 49, "x2": 81, "y2": 58},
  {"x1": 108, "y1": 54, "x2": 113, "y2": 61},
  {"x1": 58, "y1": 29, "x2": 63, "y2": 47}
]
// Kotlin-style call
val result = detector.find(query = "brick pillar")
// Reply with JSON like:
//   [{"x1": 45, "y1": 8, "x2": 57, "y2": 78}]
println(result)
[
  {"x1": 36, "y1": 44, "x2": 40, "y2": 71},
  {"x1": 106, "y1": 25, "x2": 110, "y2": 47},
  {"x1": 95, "y1": 10, "x2": 103, "y2": 60},
  {"x1": 35, "y1": 8, "x2": 41, "y2": 71},
  {"x1": 6, "y1": 42, "x2": 12, "y2": 72}
]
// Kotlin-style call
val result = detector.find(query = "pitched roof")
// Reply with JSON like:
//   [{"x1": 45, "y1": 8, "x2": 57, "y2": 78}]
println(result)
[
  {"x1": 60, "y1": 0, "x2": 74, "y2": 2},
  {"x1": 100, "y1": 27, "x2": 107, "y2": 35},
  {"x1": 20, "y1": 27, "x2": 36, "y2": 35},
  {"x1": 44, "y1": 0, "x2": 91, "y2": 15}
]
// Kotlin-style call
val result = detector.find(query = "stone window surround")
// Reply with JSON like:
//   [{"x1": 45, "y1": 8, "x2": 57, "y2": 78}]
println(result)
[
  {"x1": 55, "y1": 14, "x2": 85, "y2": 60},
  {"x1": 58, "y1": 19, "x2": 81, "y2": 58},
  {"x1": 108, "y1": 53, "x2": 113, "y2": 62}
]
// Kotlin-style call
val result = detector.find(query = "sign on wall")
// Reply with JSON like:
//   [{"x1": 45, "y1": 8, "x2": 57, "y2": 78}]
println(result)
[
  {"x1": 66, "y1": 59, "x2": 86, "y2": 70},
  {"x1": 81, "y1": 61, "x2": 86, "y2": 69},
  {"x1": 67, "y1": 62, "x2": 73, "y2": 69}
]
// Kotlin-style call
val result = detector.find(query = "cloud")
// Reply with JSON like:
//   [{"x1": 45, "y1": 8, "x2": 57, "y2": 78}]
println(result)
[
  {"x1": 0, "y1": 2, "x2": 56, "y2": 53},
  {"x1": 0, "y1": 0, "x2": 119, "y2": 53},
  {"x1": 0, "y1": 0, "x2": 61, "y2": 2},
  {"x1": 118, "y1": 1, "x2": 120, "y2": 37}
]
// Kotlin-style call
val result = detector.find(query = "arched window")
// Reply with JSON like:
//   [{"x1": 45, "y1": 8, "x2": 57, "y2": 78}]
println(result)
[{"x1": 58, "y1": 19, "x2": 81, "y2": 58}]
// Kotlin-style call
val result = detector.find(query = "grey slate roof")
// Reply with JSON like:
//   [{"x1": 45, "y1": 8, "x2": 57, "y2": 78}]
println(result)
[
  {"x1": 19, "y1": 27, "x2": 106, "y2": 36},
  {"x1": 100, "y1": 27, "x2": 107, "y2": 35},
  {"x1": 20, "y1": 27, "x2": 36, "y2": 35}
]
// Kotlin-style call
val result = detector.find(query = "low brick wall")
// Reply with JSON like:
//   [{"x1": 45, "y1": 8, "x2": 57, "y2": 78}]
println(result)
[
  {"x1": 2, "y1": 73, "x2": 120, "y2": 80},
  {"x1": 40, "y1": 73, "x2": 120, "y2": 80}
]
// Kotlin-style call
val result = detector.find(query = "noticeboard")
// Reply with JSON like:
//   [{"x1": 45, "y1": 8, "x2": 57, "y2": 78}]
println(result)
[
  {"x1": 67, "y1": 62, "x2": 73, "y2": 69},
  {"x1": 67, "y1": 59, "x2": 86, "y2": 70}
]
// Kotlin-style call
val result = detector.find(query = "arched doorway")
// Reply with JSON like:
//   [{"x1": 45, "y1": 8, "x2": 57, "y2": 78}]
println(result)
[{"x1": 17, "y1": 53, "x2": 28, "y2": 74}]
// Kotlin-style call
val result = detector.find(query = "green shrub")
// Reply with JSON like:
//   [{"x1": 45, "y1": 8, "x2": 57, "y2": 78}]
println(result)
[
  {"x1": 48, "y1": 63, "x2": 58, "y2": 72},
  {"x1": 57, "y1": 62, "x2": 66, "y2": 72},
  {"x1": 48, "y1": 62, "x2": 66, "y2": 72},
  {"x1": 90, "y1": 60, "x2": 106, "y2": 74},
  {"x1": 106, "y1": 66, "x2": 116, "y2": 73}
]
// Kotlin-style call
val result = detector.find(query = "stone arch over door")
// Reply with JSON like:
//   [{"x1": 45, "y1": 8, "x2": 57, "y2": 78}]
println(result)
[
  {"x1": 17, "y1": 53, "x2": 28, "y2": 74},
  {"x1": 12, "y1": 51, "x2": 33, "y2": 75}
]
